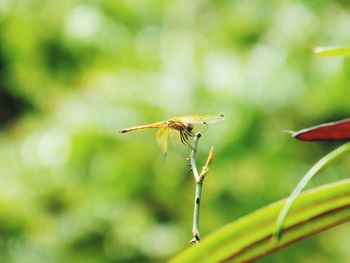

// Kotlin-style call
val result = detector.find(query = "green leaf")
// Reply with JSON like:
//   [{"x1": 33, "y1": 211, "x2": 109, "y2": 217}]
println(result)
[
  {"x1": 274, "y1": 142, "x2": 350, "y2": 239},
  {"x1": 313, "y1": 45, "x2": 350, "y2": 56},
  {"x1": 170, "y1": 179, "x2": 350, "y2": 263}
]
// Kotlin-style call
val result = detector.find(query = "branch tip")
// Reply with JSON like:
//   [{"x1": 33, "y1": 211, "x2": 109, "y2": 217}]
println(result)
[{"x1": 205, "y1": 146, "x2": 215, "y2": 167}]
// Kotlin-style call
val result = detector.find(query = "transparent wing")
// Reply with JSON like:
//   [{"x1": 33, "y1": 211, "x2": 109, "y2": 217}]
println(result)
[
  {"x1": 174, "y1": 115, "x2": 224, "y2": 124},
  {"x1": 119, "y1": 121, "x2": 165, "y2": 133},
  {"x1": 156, "y1": 126, "x2": 169, "y2": 160},
  {"x1": 169, "y1": 129, "x2": 182, "y2": 145}
]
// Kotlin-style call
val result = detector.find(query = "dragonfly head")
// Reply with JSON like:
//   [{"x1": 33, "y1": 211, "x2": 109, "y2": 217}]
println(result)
[{"x1": 185, "y1": 123, "x2": 194, "y2": 133}]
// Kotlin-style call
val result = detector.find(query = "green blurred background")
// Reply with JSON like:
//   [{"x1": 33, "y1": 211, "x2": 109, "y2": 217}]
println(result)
[{"x1": 0, "y1": 0, "x2": 350, "y2": 262}]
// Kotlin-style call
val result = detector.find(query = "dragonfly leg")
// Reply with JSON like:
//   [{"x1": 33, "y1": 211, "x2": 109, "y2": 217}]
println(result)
[
  {"x1": 184, "y1": 129, "x2": 194, "y2": 137},
  {"x1": 179, "y1": 131, "x2": 186, "y2": 145},
  {"x1": 180, "y1": 132, "x2": 190, "y2": 147},
  {"x1": 183, "y1": 131, "x2": 189, "y2": 141},
  {"x1": 184, "y1": 130, "x2": 196, "y2": 151},
  {"x1": 180, "y1": 131, "x2": 195, "y2": 150}
]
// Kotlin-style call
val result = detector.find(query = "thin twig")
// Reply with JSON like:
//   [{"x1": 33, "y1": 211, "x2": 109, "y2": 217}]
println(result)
[
  {"x1": 189, "y1": 180, "x2": 203, "y2": 244},
  {"x1": 189, "y1": 133, "x2": 201, "y2": 182},
  {"x1": 188, "y1": 133, "x2": 215, "y2": 244}
]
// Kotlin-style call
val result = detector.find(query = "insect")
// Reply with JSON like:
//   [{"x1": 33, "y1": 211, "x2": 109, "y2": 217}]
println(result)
[
  {"x1": 120, "y1": 115, "x2": 224, "y2": 158},
  {"x1": 291, "y1": 118, "x2": 350, "y2": 141}
]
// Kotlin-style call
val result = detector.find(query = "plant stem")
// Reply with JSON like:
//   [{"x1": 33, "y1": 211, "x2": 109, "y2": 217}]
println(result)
[
  {"x1": 189, "y1": 133, "x2": 215, "y2": 244},
  {"x1": 189, "y1": 133, "x2": 202, "y2": 243},
  {"x1": 274, "y1": 142, "x2": 350, "y2": 240},
  {"x1": 190, "y1": 133, "x2": 201, "y2": 182},
  {"x1": 190, "y1": 180, "x2": 203, "y2": 243}
]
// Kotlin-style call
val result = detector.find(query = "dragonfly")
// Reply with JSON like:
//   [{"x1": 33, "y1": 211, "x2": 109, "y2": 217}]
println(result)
[
  {"x1": 120, "y1": 115, "x2": 224, "y2": 158},
  {"x1": 291, "y1": 118, "x2": 350, "y2": 141}
]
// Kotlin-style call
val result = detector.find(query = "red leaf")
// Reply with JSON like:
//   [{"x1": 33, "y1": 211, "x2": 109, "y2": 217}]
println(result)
[{"x1": 292, "y1": 118, "x2": 350, "y2": 141}]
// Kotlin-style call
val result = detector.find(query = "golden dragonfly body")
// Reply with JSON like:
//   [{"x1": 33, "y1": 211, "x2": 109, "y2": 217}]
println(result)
[{"x1": 120, "y1": 115, "x2": 224, "y2": 158}]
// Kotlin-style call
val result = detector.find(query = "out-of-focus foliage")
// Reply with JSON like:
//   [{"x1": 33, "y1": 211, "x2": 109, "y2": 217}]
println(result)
[
  {"x1": 314, "y1": 45, "x2": 350, "y2": 56},
  {"x1": 0, "y1": 0, "x2": 349, "y2": 262}
]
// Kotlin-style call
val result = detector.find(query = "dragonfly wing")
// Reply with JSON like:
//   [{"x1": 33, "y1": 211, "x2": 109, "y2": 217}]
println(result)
[
  {"x1": 175, "y1": 115, "x2": 224, "y2": 124},
  {"x1": 119, "y1": 121, "x2": 164, "y2": 133},
  {"x1": 293, "y1": 118, "x2": 350, "y2": 141},
  {"x1": 169, "y1": 129, "x2": 181, "y2": 145},
  {"x1": 156, "y1": 127, "x2": 169, "y2": 159}
]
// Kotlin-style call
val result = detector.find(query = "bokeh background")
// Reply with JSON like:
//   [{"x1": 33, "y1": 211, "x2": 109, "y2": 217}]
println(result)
[{"x1": 0, "y1": 0, "x2": 350, "y2": 262}]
